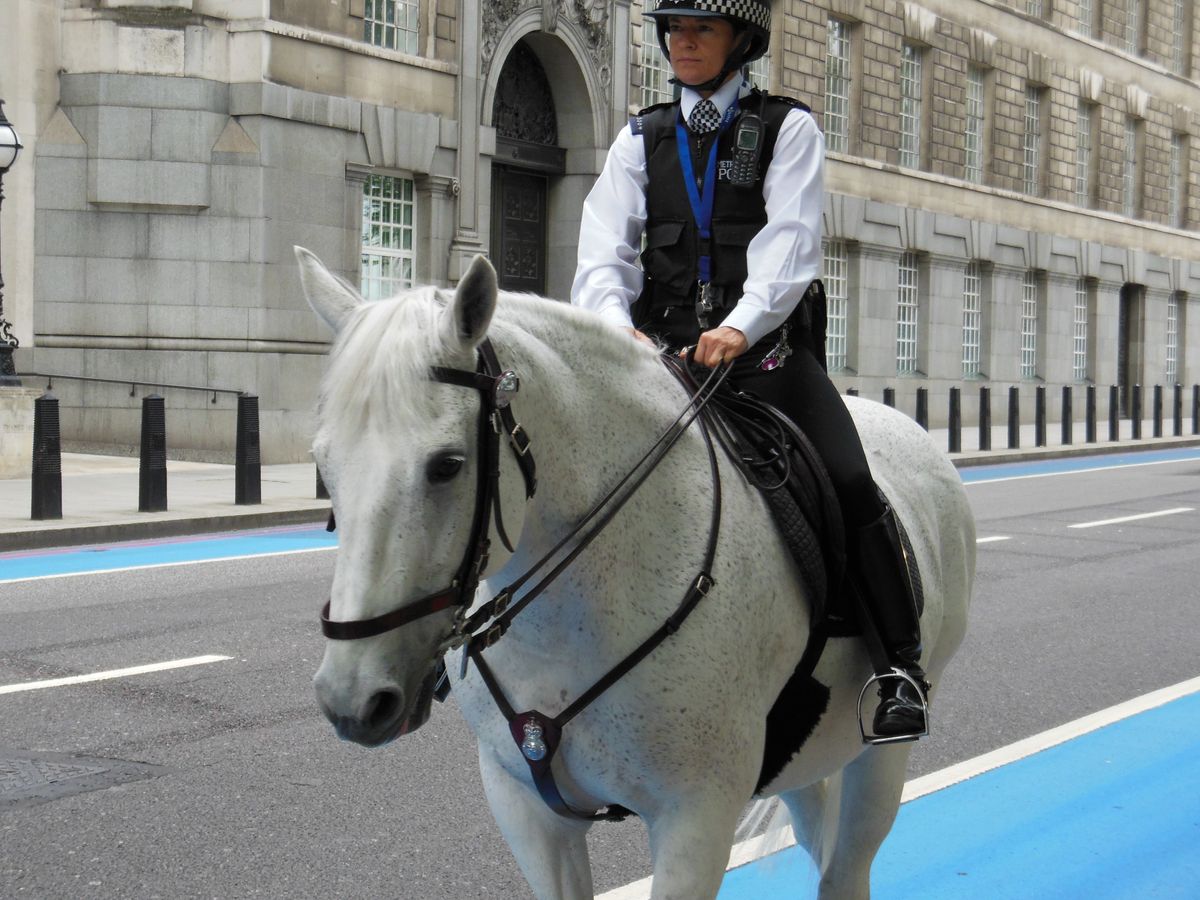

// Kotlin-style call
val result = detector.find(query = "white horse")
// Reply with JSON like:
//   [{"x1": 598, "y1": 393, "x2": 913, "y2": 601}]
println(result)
[{"x1": 298, "y1": 247, "x2": 974, "y2": 900}]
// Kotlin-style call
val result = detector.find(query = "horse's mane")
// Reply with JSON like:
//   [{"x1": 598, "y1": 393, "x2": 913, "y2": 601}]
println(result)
[{"x1": 316, "y1": 286, "x2": 659, "y2": 438}]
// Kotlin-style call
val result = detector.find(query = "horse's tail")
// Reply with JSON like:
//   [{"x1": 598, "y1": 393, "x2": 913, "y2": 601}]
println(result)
[{"x1": 732, "y1": 796, "x2": 797, "y2": 864}]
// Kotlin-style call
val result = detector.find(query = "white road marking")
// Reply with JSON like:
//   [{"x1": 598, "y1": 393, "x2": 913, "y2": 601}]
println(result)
[
  {"x1": 595, "y1": 674, "x2": 1200, "y2": 900},
  {"x1": 976, "y1": 535, "x2": 1011, "y2": 544},
  {"x1": 0, "y1": 654, "x2": 233, "y2": 695},
  {"x1": 964, "y1": 454, "x2": 1200, "y2": 485},
  {"x1": 1068, "y1": 507, "x2": 1193, "y2": 530},
  {"x1": 0, "y1": 546, "x2": 336, "y2": 586}
]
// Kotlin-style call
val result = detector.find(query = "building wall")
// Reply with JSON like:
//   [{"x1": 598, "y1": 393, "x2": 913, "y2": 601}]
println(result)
[
  {"x1": 2, "y1": 0, "x2": 1199, "y2": 461},
  {"x1": 755, "y1": 0, "x2": 1200, "y2": 422}
]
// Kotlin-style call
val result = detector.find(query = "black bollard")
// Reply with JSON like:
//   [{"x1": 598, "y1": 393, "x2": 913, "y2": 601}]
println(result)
[
  {"x1": 883, "y1": 387, "x2": 895, "y2": 408},
  {"x1": 1131, "y1": 385, "x2": 1142, "y2": 439},
  {"x1": 978, "y1": 387, "x2": 991, "y2": 451},
  {"x1": 30, "y1": 392, "x2": 62, "y2": 521},
  {"x1": 1152, "y1": 385, "x2": 1163, "y2": 438},
  {"x1": 1035, "y1": 386, "x2": 1046, "y2": 447},
  {"x1": 316, "y1": 466, "x2": 329, "y2": 500},
  {"x1": 915, "y1": 387, "x2": 928, "y2": 430},
  {"x1": 139, "y1": 394, "x2": 167, "y2": 512},
  {"x1": 235, "y1": 393, "x2": 261, "y2": 505},
  {"x1": 1008, "y1": 386, "x2": 1020, "y2": 449},
  {"x1": 1086, "y1": 385, "x2": 1096, "y2": 443},
  {"x1": 948, "y1": 387, "x2": 961, "y2": 453},
  {"x1": 1109, "y1": 385, "x2": 1119, "y2": 441},
  {"x1": 1061, "y1": 386, "x2": 1073, "y2": 445},
  {"x1": 1174, "y1": 384, "x2": 1183, "y2": 437},
  {"x1": 1194, "y1": 385, "x2": 1199, "y2": 436}
]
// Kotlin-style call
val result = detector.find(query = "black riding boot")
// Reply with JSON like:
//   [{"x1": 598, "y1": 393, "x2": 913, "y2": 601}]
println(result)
[{"x1": 853, "y1": 507, "x2": 930, "y2": 741}]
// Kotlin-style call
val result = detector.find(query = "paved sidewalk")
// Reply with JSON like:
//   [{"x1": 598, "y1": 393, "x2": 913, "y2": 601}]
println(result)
[
  {"x1": 0, "y1": 454, "x2": 329, "y2": 552},
  {"x1": 1, "y1": 420, "x2": 1198, "y2": 553}
]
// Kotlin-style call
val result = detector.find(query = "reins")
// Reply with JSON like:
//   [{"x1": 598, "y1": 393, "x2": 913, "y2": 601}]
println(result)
[
  {"x1": 449, "y1": 354, "x2": 731, "y2": 655},
  {"x1": 320, "y1": 337, "x2": 735, "y2": 822}
]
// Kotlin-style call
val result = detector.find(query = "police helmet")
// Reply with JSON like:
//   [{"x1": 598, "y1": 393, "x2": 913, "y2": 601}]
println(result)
[{"x1": 645, "y1": 0, "x2": 772, "y2": 87}]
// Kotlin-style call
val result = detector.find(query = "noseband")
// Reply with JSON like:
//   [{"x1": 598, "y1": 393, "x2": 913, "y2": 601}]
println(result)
[{"x1": 319, "y1": 339, "x2": 536, "y2": 640}]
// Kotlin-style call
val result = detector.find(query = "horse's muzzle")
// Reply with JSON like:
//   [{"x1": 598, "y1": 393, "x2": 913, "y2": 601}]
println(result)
[{"x1": 317, "y1": 667, "x2": 439, "y2": 747}]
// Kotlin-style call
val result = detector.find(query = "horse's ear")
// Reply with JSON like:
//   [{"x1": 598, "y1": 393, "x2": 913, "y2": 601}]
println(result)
[
  {"x1": 294, "y1": 246, "x2": 363, "y2": 335},
  {"x1": 445, "y1": 255, "x2": 498, "y2": 348}
]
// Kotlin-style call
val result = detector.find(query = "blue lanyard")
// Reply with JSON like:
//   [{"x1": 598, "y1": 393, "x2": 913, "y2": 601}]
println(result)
[{"x1": 675, "y1": 101, "x2": 738, "y2": 285}]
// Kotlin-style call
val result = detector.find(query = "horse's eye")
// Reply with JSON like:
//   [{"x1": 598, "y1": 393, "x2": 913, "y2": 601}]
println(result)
[{"x1": 428, "y1": 454, "x2": 465, "y2": 483}]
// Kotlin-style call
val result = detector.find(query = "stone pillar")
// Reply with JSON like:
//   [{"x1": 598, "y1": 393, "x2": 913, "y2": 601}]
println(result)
[
  {"x1": 990, "y1": 264, "x2": 1026, "y2": 384},
  {"x1": 926, "y1": 254, "x2": 967, "y2": 381},
  {"x1": 1043, "y1": 272, "x2": 1081, "y2": 387},
  {"x1": 415, "y1": 173, "x2": 461, "y2": 288},
  {"x1": 0, "y1": 387, "x2": 40, "y2": 478},
  {"x1": 855, "y1": 247, "x2": 902, "y2": 381},
  {"x1": 449, "y1": 0, "x2": 487, "y2": 282}
]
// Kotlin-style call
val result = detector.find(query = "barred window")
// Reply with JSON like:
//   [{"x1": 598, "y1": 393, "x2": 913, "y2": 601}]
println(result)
[
  {"x1": 962, "y1": 262, "x2": 982, "y2": 378},
  {"x1": 1023, "y1": 86, "x2": 1043, "y2": 195},
  {"x1": 1174, "y1": 0, "x2": 1190, "y2": 74},
  {"x1": 1078, "y1": 0, "x2": 1093, "y2": 36},
  {"x1": 1075, "y1": 103, "x2": 1093, "y2": 206},
  {"x1": 361, "y1": 174, "x2": 416, "y2": 300},
  {"x1": 1166, "y1": 292, "x2": 1180, "y2": 382},
  {"x1": 1074, "y1": 278, "x2": 1090, "y2": 382},
  {"x1": 1021, "y1": 270, "x2": 1039, "y2": 379},
  {"x1": 1126, "y1": 0, "x2": 1142, "y2": 54},
  {"x1": 897, "y1": 252, "x2": 920, "y2": 375},
  {"x1": 747, "y1": 51, "x2": 770, "y2": 87},
  {"x1": 640, "y1": 19, "x2": 674, "y2": 108},
  {"x1": 364, "y1": 0, "x2": 419, "y2": 54},
  {"x1": 824, "y1": 241, "x2": 849, "y2": 371},
  {"x1": 900, "y1": 44, "x2": 922, "y2": 169},
  {"x1": 965, "y1": 68, "x2": 985, "y2": 184},
  {"x1": 825, "y1": 19, "x2": 851, "y2": 153},
  {"x1": 1170, "y1": 133, "x2": 1186, "y2": 227},
  {"x1": 1027, "y1": 0, "x2": 1044, "y2": 17},
  {"x1": 1123, "y1": 117, "x2": 1140, "y2": 218}
]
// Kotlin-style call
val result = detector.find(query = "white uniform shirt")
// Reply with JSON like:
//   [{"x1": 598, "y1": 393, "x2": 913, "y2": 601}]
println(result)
[{"x1": 570, "y1": 76, "x2": 825, "y2": 348}]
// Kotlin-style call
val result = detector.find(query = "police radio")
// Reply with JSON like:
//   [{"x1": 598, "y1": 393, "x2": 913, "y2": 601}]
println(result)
[{"x1": 728, "y1": 111, "x2": 764, "y2": 186}]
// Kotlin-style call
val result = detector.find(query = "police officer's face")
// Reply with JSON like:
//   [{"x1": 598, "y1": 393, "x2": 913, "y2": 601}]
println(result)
[{"x1": 667, "y1": 15, "x2": 737, "y2": 89}]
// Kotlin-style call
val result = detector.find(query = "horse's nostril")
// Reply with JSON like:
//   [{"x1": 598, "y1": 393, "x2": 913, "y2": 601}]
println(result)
[{"x1": 363, "y1": 689, "x2": 403, "y2": 730}]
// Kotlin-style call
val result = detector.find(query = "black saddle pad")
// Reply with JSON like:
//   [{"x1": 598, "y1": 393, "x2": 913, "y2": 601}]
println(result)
[{"x1": 700, "y1": 385, "x2": 849, "y2": 632}]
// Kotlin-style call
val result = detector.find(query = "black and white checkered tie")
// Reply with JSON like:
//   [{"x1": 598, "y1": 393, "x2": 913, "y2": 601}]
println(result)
[{"x1": 687, "y1": 99, "x2": 722, "y2": 134}]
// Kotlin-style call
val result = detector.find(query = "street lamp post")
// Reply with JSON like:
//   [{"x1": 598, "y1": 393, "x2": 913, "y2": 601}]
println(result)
[{"x1": 0, "y1": 99, "x2": 24, "y2": 387}]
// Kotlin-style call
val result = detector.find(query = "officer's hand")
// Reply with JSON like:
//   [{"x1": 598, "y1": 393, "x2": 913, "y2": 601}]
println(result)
[
  {"x1": 690, "y1": 326, "x2": 749, "y2": 368},
  {"x1": 621, "y1": 326, "x2": 656, "y2": 347}
]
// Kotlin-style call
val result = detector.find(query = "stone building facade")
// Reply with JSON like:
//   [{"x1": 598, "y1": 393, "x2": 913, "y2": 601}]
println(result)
[{"x1": 1, "y1": 0, "x2": 1198, "y2": 460}]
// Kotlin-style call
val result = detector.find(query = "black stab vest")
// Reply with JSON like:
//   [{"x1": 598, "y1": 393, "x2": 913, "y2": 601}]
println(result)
[{"x1": 631, "y1": 90, "x2": 811, "y2": 328}]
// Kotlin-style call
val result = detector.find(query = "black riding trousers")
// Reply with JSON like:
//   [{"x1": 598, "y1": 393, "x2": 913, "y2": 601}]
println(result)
[{"x1": 645, "y1": 309, "x2": 885, "y2": 530}]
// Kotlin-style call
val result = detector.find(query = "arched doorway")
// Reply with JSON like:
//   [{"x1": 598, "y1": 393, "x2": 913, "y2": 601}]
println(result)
[{"x1": 490, "y1": 41, "x2": 565, "y2": 295}]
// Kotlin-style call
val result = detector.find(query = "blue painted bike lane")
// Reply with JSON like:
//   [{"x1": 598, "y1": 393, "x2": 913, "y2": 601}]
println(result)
[
  {"x1": 719, "y1": 688, "x2": 1200, "y2": 899},
  {"x1": 0, "y1": 525, "x2": 337, "y2": 583}
]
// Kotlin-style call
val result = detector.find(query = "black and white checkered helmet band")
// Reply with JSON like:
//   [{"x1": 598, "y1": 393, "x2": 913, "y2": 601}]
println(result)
[{"x1": 645, "y1": 0, "x2": 771, "y2": 33}]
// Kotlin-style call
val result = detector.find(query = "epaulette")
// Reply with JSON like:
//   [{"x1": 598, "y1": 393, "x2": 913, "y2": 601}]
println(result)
[
  {"x1": 630, "y1": 99, "x2": 678, "y2": 135},
  {"x1": 759, "y1": 90, "x2": 811, "y2": 114}
]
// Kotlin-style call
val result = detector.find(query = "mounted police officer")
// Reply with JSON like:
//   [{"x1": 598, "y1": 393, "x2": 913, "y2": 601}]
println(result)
[{"x1": 570, "y1": 0, "x2": 930, "y2": 742}]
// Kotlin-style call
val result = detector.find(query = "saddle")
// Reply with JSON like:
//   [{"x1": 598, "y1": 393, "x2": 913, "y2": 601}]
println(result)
[
  {"x1": 670, "y1": 362, "x2": 850, "y2": 639},
  {"x1": 670, "y1": 363, "x2": 928, "y2": 784}
]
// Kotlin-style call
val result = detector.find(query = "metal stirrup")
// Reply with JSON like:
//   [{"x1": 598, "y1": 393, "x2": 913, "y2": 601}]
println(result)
[{"x1": 856, "y1": 668, "x2": 930, "y2": 745}]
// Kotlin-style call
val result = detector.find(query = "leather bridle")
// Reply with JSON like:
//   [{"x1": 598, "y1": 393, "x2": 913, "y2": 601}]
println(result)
[
  {"x1": 318, "y1": 338, "x2": 731, "y2": 822},
  {"x1": 319, "y1": 339, "x2": 535, "y2": 641}
]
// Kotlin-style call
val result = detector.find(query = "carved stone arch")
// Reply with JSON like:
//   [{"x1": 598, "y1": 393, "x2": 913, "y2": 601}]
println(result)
[{"x1": 481, "y1": 9, "x2": 606, "y2": 153}]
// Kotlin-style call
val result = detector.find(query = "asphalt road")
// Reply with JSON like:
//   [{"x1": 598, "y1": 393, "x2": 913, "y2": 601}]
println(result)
[{"x1": 1, "y1": 451, "x2": 1198, "y2": 899}]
